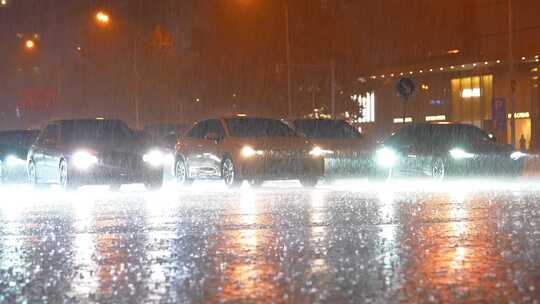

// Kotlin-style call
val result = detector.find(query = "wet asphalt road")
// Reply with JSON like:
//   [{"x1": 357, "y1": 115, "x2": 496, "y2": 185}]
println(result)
[{"x1": 1, "y1": 180, "x2": 540, "y2": 303}]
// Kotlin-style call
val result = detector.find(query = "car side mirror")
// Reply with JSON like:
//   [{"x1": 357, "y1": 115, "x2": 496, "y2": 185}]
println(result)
[{"x1": 204, "y1": 132, "x2": 222, "y2": 143}]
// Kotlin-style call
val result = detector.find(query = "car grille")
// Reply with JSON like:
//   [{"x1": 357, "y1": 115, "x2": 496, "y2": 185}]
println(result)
[
  {"x1": 268, "y1": 149, "x2": 306, "y2": 159},
  {"x1": 103, "y1": 151, "x2": 143, "y2": 170}
]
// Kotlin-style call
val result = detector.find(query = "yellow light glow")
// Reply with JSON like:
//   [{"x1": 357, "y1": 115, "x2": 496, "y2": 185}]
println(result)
[
  {"x1": 95, "y1": 11, "x2": 110, "y2": 24},
  {"x1": 25, "y1": 39, "x2": 35, "y2": 49},
  {"x1": 447, "y1": 49, "x2": 460, "y2": 54}
]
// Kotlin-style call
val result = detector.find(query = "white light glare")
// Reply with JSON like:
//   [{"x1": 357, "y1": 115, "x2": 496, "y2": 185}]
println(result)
[
  {"x1": 449, "y1": 148, "x2": 475, "y2": 160},
  {"x1": 309, "y1": 146, "x2": 334, "y2": 157},
  {"x1": 6, "y1": 155, "x2": 25, "y2": 167},
  {"x1": 510, "y1": 151, "x2": 526, "y2": 160},
  {"x1": 241, "y1": 146, "x2": 264, "y2": 158},
  {"x1": 375, "y1": 148, "x2": 397, "y2": 168},
  {"x1": 143, "y1": 150, "x2": 165, "y2": 167},
  {"x1": 73, "y1": 150, "x2": 99, "y2": 170}
]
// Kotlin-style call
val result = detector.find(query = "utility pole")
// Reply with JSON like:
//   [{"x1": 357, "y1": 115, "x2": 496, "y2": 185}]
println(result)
[
  {"x1": 509, "y1": 0, "x2": 516, "y2": 147},
  {"x1": 330, "y1": 59, "x2": 336, "y2": 118},
  {"x1": 285, "y1": 0, "x2": 292, "y2": 118}
]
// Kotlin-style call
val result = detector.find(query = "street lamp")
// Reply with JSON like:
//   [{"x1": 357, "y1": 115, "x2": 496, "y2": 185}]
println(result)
[{"x1": 95, "y1": 11, "x2": 110, "y2": 25}]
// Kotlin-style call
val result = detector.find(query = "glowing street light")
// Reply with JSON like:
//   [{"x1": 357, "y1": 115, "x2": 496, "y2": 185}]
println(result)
[
  {"x1": 95, "y1": 11, "x2": 110, "y2": 25},
  {"x1": 25, "y1": 39, "x2": 35, "y2": 50}
]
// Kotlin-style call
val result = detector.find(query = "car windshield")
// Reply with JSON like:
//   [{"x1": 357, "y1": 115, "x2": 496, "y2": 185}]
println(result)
[
  {"x1": 0, "y1": 130, "x2": 39, "y2": 148},
  {"x1": 226, "y1": 118, "x2": 298, "y2": 138},
  {"x1": 60, "y1": 120, "x2": 133, "y2": 142},
  {"x1": 293, "y1": 120, "x2": 361, "y2": 139},
  {"x1": 386, "y1": 124, "x2": 491, "y2": 146}
]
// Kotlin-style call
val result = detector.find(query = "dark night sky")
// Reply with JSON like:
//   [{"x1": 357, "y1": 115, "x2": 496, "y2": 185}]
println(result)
[{"x1": 0, "y1": 0, "x2": 539, "y2": 128}]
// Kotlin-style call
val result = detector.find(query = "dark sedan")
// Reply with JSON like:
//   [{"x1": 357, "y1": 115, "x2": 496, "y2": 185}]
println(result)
[
  {"x1": 371, "y1": 123, "x2": 525, "y2": 179},
  {"x1": 0, "y1": 129, "x2": 40, "y2": 183},
  {"x1": 292, "y1": 119, "x2": 370, "y2": 178},
  {"x1": 27, "y1": 119, "x2": 165, "y2": 190}
]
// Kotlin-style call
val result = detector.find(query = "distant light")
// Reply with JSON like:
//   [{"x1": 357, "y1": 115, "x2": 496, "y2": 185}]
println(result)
[
  {"x1": 429, "y1": 68, "x2": 433, "y2": 72},
  {"x1": 521, "y1": 56, "x2": 526, "y2": 61},
  {"x1": 462, "y1": 88, "x2": 481, "y2": 98},
  {"x1": 484, "y1": 61, "x2": 489, "y2": 65},
  {"x1": 461, "y1": 64, "x2": 466, "y2": 68},
  {"x1": 472, "y1": 63, "x2": 477, "y2": 67},
  {"x1": 532, "y1": 68, "x2": 539, "y2": 72},
  {"x1": 96, "y1": 117, "x2": 105, "y2": 120},
  {"x1": 399, "y1": 72, "x2": 404, "y2": 76},
  {"x1": 237, "y1": 113, "x2": 247, "y2": 117},
  {"x1": 533, "y1": 76, "x2": 539, "y2": 80},
  {"x1": 439, "y1": 67, "x2": 444, "y2": 71},
  {"x1": 381, "y1": 75, "x2": 385, "y2": 78},
  {"x1": 76, "y1": 46, "x2": 82, "y2": 52},
  {"x1": 450, "y1": 66, "x2": 455, "y2": 69},
  {"x1": 421, "y1": 84, "x2": 429, "y2": 91},
  {"x1": 536, "y1": 55, "x2": 539, "y2": 59},
  {"x1": 390, "y1": 73, "x2": 394, "y2": 77},
  {"x1": 447, "y1": 49, "x2": 460, "y2": 54},
  {"x1": 496, "y1": 60, "x2": 501, "y2": 63},
  {"x1": 419, "y1": 70, "x2": 423, "y2": 73},
  {"x1": 409, "y1": 71, "x2": 413, "y2": 75},
  {"x1": 425, "y1": 115, "x2": 446, "y2": 122},
  {"x1": 0, "y1": 0, "x2": 7, "y2": 6}
]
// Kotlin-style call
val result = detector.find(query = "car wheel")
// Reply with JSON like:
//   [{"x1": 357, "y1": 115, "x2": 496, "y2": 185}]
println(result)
[
  {"x1": 222, "y1": 157, "x2": 242, "y2": 188},
  {"x1": 300, "y1": 176, "x2": 319, "y2": 188},
  {"x1": 59, "y1": 160, "x2": 77, "y2": 191},
  {"x1": 175, "y1": 158, "x2": 193, "y2": 187},
  {"x1": 28, "y1": 161, "x2": 40, "y2": 188},
  {"x1": 248, "y1": 179, "x2": 264, "y2": 188},
  {"x1": 0, "y1": 160, "x2": 5, "y2": 184},
  {"x1": 431, "y1": 157, "x2": 446, "y2": 180}
]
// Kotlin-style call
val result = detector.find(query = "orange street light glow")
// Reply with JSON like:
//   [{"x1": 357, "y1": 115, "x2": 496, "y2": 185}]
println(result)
[
  {"x1": 447, "y1": 49, "x2": 460, "y2": 54},
  {"x1": 96, "y1": 11, "x2": 110, "y2": 24},
  {"x1": 25, "y1": 40, "x2": 35, "y2": 49}
]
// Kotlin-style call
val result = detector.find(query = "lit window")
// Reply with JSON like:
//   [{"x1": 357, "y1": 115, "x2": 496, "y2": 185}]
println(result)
[
  {"x1": 393, "y1": 117, "x2": 413, "y2": 123},
  {"x1": 461, "y1": 88, "x2": 481, "y2": 98},
  {"x1": 425, "y1": 115, "x2": 446, "y2": 122},
  {"x1": 357, "y1": 92, "x2": 375, "y2": 123}
]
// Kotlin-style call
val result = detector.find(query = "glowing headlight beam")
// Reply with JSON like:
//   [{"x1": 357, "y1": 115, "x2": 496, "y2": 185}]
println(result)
[
  {"x1": 309, "y1": 146, "x2": 334, "y2": 157},
  {"x1": 5, "y1": 155, "x2": 25, "y2": 167},
  {"x1": 449, "y1": 148, "x2": 475, "y2": 160},
  {"x1": 375, "y1": 147, "x2": 397, "y2": 168},
  {"x1": 510, "y1": 151, "x2": 526, "y2": 160},
  {"x1": 241, "y1": 146, "x2": 264, "y2": 158},
  {"x1": 143, "y1": 150, "x2": 165, "y2": 167},
  {"x1": 73, "y1": 150, "x2": 99, "y2": 170}
]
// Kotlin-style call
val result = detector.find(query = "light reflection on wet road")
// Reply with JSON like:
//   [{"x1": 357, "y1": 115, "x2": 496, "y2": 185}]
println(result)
[{"x1": 1, "y1": 180, "x2": 540, "y2": 303}]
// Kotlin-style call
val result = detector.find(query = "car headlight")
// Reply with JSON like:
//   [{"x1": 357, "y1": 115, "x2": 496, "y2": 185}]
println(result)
[
  {"x1": 5, "y1": 155, "x2": 25, "y2": 167},
  {"x1": 241, "y1": 146, "x2": 264, "y2": 158},
  {"x1": 73, "y1": 150, "x2": 99, "y2": 170},
  {"x1": 309, "y1": 146, "x2": 334, "y2": 157},
  {"x1": 510, "y1": 151, "x2": 526, "y2": 160},
  {"x1": 143, "y1": 150, "x2": 165, "y2": 167},
  {"x1": 449, "y1": 148, "x2": 474, "y2": 160},
  {"x1": 375, "y1": 147, "x2": 397, "y2": 168}
]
